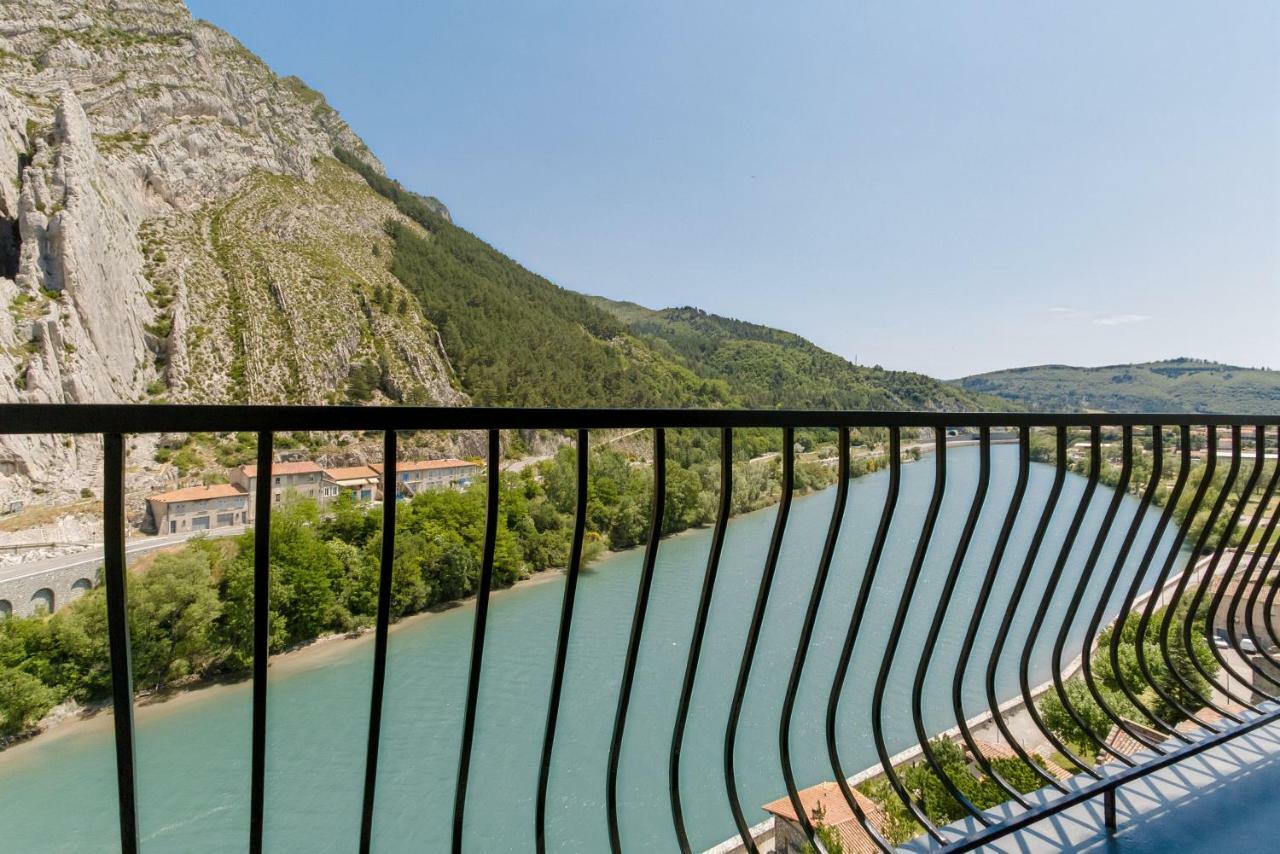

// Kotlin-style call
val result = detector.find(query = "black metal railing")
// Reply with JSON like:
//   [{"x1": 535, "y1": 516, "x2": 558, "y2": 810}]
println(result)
[{"x1": 4, "y1": 404, "x2": 1280, "y2": 853}]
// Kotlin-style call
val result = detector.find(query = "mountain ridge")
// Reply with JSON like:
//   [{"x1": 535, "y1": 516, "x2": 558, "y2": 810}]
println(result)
[{"x1": 953, "y1": 358, "x2": 1280, "y2": 414}]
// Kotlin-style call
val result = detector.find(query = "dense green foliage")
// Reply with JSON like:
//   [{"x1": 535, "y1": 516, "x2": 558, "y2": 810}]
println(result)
[
  {"x1": 593, "y1": 298, "x2": 1004, "y2": 412},
  {"x1": 0, "y1": 436, "x2": 848, "y2": 738},
  {"x1": 857, "y1": 739, "x2": 1052, "y2": 844},
  {"x1": 1038, "y1": 603, "x2": 1219, "y2": 760},
  {"x1": 956, "y1": 359, "x2": 1280, "y2": 414}
]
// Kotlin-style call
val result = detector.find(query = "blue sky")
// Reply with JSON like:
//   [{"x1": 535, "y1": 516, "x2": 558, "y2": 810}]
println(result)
[{"x1": 187, "y1": 1, "x2": 1279, "y2": 378}]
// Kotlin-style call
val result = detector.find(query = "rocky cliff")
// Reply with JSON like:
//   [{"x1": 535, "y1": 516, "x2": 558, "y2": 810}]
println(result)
[{"x1": 0, "y1": 0, "x2": 465, "y2": 504}]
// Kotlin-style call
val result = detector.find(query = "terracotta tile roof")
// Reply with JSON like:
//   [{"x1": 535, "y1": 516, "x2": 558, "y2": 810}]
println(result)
[
  {"x1": 148, "y1": 484, "x2": 246, "y2": 503},
  {"x1": 1100, "y1": 720, "x2": 1168, "y2": 761},
  {"x1": 323, "y1": 465, "x2": 379, "y2": 482},
  {"x1": 370, "y1": 459, "x2": 479, "y2": 474},
  {"x1": 240, "y1": 461, "x2": 322, "y2": 477},
  {"x1": 762, "y1": 781, "x2": 887, "y2": 854}
]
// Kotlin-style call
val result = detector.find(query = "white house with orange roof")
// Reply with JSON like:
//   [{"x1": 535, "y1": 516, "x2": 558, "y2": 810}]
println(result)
[
  {"x1": 322, "y1": 465, "x2": 381, "y2": 504},
  {"x1": 146, "y1": 484, "x2": 250, "y2": 535}
]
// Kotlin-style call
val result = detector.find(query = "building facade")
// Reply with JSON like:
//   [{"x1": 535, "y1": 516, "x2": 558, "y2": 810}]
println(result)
[
  {"x1": 372, "y1": 459, "x2": 481, "y2": 498},
  {"x1": 231, "y1": 461, "x2": 325, "y2": 520},
  {"x1": 322, "y1": 465, "x2": 380, "y2": 504},
  {"x1": 146, "y1": 484, "x2": 250, "y2": 535}
]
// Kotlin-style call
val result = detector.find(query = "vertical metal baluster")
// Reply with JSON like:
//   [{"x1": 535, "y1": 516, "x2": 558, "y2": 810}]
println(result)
[
  {"x1": 779, "y1": 427, "x2": 850, "y2": 847},
  {"x1": 869, "y1": 427, "x2": 950, "y2": 843},
  {"x1": 452, "y1": 429, "x2": 501, "y2": 853},
  {"x1": 1223, "y1": 431, "x2": 1280, "y2": 686},
  {"x1": 1018, "y1": 427, "x2": 1114, "y2": 772},
  {"x1": 250, "y1": 431, "x2": 274, "y2": 854},
  {"x1": 983, "y1": 426, "x2": 1077, "y2": 788},
  {"x1": 953, "y1": 428, "x2": 1046, "y2": 801},
  {"x1": 908, "y1": 427, "x2": 994, "y2": 824},
  {"x1": 606, "y1": 428, "x2": 666, "y2": 853},
  {"x1": 103, "y1": 433, "x2": 139, "y2": 854},
  {"x1": 725, "y1": 427, "x2": 796, "y2": 852},
  {"x1": 535, "y1": 430, "x2": 590, "y2": 854},
  {"x1": 827, "y1": 428, "x2": 900, "y2": 854},
  {"x1": 358, "y1": 431, "x2": 398, "y2": 853},
  {"x1": 1097, "y1": 428, "x2": 1189, "y2": 741},
  {"x1": 670, "y1": 429, "x2": 733, "y2": 854},
  {"x1": 1134, "y1": 427, "x2": 1221, "y2": 728},
  {"x1": 1050, "y1": 427, "x2": 1150, "y2": 759}
]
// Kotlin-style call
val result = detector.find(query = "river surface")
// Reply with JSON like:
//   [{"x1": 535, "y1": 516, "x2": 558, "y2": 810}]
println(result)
[{"x1": 0, "y1": 446, "x2": 1184, "y2": 852}]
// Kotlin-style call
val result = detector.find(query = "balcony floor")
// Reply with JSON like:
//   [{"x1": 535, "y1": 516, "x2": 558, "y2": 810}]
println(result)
[{"x1": 907, "y1": 707, "x2": 1280, "y2": 853}]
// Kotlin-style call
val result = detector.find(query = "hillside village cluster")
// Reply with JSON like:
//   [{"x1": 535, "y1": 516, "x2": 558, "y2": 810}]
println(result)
[{"x1": 145, "y1": 458, "x2": 482, "y2": 536}]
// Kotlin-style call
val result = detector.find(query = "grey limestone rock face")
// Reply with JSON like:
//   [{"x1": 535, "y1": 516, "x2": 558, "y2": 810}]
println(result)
[{"x1": 0, "y1": 0, "x2": 465, "y2": 505}]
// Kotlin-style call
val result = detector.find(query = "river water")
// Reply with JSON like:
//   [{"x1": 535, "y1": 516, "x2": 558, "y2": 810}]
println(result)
[{"x1": 0, "y1": 445, "x2": 1183, "y2": 852}]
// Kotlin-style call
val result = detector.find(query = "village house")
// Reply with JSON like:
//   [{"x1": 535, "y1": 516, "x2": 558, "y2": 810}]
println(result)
[
  {"x1": 760, "y1": 781, "x2": 888, "y2": 854},
  {"x1": 322, "y1": 465, "x2": 381, "y2": 504},
  {"x1": 371, "y1": 458, "x2": 482, "y2": 498},
  {"x1": 146, "y1": 484, "x2": 250, "y2": 535},
  {"x1": 231, "y1": 461, "x2": 325, "y2": 521}
]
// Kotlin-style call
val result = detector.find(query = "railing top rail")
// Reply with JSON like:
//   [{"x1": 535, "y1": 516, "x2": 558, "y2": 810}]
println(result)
[{"x1": 0, "y1": 404, "x2": 1278, "y2": 434}]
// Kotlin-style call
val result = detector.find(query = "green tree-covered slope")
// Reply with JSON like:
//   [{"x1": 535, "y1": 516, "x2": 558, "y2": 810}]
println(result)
[
  {"x1": 337, "y1": 149, "x2": 999, "y2": 412},
  {"x1": 588, "y1": 298, "x2": 1002, "y2": 411},
  {"x1": 953, "y1": 359, "x2": 1280, "y2": 414}
]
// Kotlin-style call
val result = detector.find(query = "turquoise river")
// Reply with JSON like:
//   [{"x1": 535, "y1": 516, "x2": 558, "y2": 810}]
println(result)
[{"x1": 0, "y1": 445, "x2": 1183, "y2": 852}]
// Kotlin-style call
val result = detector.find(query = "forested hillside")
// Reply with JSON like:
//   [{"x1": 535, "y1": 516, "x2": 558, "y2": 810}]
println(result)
[
  {"x1": 589, "y1": 298, "x2": 1003, "y2": 411},
  {"x1": 954, "y1": 359, "x2": 1280, "y2": 414}
]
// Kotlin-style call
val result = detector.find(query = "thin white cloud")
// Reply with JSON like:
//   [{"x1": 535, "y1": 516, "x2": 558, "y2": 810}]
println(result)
[
  {"x1": 1049, "y1": 306, "x2": 1078, "y2": 314},
  {"x1": 1093, "y1": 313, "x2": 1151, "y2": 327}
]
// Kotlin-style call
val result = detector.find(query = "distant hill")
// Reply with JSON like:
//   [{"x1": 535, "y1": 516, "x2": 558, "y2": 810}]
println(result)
[
  {"x1": 952, "y1": 359, "x2": 1280, "y2": 414},
  {"x1": 589, "y1": 298, "x2": 1004, "y2": 412}
]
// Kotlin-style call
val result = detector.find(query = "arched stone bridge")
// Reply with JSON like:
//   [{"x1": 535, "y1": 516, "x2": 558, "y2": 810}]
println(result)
[{"x1": 0, "y1": 558, "x2": 97, "y2": 618}]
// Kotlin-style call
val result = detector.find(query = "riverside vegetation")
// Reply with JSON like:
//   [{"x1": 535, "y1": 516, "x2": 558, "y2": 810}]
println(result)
[{"x1": 0, "y1": 431, "x2": 886, "y2": 739}]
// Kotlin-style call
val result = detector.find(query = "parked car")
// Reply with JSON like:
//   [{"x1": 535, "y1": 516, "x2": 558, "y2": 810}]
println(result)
[
  {"x1": 1213, "y1": 629, "x2": 1230, "y2": 649},
  {"x1": 1240, "y1": 636, "x2": 1259, "y2": 654}
]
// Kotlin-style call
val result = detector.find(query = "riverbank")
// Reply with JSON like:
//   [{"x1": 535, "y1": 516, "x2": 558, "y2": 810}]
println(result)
[{"x1": 0, "y1": 563, "x2": 573, "y2": 766}]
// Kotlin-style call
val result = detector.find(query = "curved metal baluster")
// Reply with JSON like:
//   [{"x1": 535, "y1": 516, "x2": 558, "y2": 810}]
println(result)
[
  {"x1": 1100, "y1": 428, "x2": 1191, "y2": 741},
  {"x1": 725, "y1": 428, "x2": 795, "y2": 853},
  {"x1": 952, "y1": 428, "x2": 1042, "y2": 802},
  {"x1": 1224, "y1": 427, "x2": 1280, "y2": 686},
  {"x1": 452, "y1": 430, "x2": 501, "y2": 854},
  {"x1": 535, "y1": 430, "x2": 590, "y2": 854},
  {"x1": 1261, "y1": 522, "x2": 1280, "y2": 653},
  {"x1": 1243, "y1": 428, "x2": 1280, "y2": 668},
  {"x1": 1134, "y1": 427, "x2": 1223, "y2": 728},
  {"x1": 984, "y1": 426, "x2": 1075, "y2": 789},
  {"x1": 1156, "y1": 427, "x2": 1250, "y2": 719},
  {"x1": 908, "y1": 428, "x2": 995, "y2": 825},
  {"x1": 1199, "y1": 427, "x2": 1279, "y2": 697},
  {"x1": 669, "y1": 428, "x2": 733, "y2": 854},
  {"x1": 1168, "y1": 427, "x2": 1259, "y2": 711},
  {"x1": 826, "y1": 429, "x2": 901, "y2": 854},
  {"x1": 779, "y1": 428, "x2": 851, "y2": 847},
  {"x1": 1061, "y1": 428, "x2": 1168, "y2": 755},
  {"x1": 606, "y1": 428, "x2": 666, "y2": 853},
  {"x1": 869, "y1": 428, "x2": 952, "y2": 843},
  {"x1": 1017, "y1": 427, "x2": 1111, "y2": 773}
]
